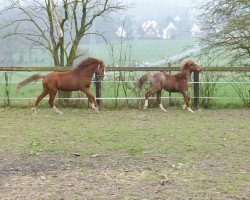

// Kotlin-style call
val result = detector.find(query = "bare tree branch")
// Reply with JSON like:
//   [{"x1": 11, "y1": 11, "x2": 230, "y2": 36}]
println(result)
[{"x1": 0, "y1": 0, "x2": 127, "y2": 67}]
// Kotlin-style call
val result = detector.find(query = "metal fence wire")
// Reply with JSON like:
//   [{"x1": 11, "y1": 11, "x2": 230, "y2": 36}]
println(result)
[{"x1": 0, "y1": 66, "x2": 250, "y2": 108}]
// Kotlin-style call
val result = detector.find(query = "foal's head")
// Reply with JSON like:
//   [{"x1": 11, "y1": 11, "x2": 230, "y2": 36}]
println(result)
[
  {"x1": 182, "y1": 60, "x2": 202, "y2": 73},
  {"x1": 96, "y1": 59, "x2": 106, "y2": 80}
]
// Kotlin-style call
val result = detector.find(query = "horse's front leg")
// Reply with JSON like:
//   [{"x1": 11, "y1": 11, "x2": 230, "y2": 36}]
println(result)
[
  {"x1": 182, "y1": 91, "x2": 194, "y2": 113},
  {"x1": 82, "y1": 88, "x2": 99, "y2": 113},
  {"x1": 157, "y1": 90, "x2": 166, "y2": 112}
]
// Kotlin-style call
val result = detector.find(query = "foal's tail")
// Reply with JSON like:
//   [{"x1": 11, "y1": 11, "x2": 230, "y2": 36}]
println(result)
[
  {"x1": 138, "y1": 74, "x2": 151, "y2": 89},
  {"x1": 17, "y1": 74, "x2": 44, "y2": 91}
]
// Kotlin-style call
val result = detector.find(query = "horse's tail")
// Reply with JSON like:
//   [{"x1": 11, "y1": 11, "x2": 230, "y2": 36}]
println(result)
[
  {"x1": 17, "y1": 74, "x2": 44, "y2": 91},
  {"x1": 138, "y1": 74, "x2": 151, "y2": 89}
]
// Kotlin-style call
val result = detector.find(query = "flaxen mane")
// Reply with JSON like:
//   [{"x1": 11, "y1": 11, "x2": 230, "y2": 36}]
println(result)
[{"x1": 181, "y1": 60, "x2": 195, "y2": 71}]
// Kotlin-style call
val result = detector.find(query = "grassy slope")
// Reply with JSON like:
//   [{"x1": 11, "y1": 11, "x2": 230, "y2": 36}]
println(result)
[{"x1": 86, "y1": 37, "x2": 197, "y2": 65}]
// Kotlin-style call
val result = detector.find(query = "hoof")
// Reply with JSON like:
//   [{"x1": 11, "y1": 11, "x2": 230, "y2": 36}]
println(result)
[
  {"x1": 187, "y1": 107, "x2": 194, "y2": 113},
  {"x1": 94, "y1": 109, "x2": 100, "y2": 114},
  {"x1": 53, "y1": 106, "x2": 63, "y2": 114},
  {"x1": 31, "y1": 107, "x2": 37, "y2": 113}
]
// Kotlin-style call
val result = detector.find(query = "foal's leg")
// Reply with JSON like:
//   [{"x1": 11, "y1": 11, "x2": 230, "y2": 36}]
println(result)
[
  {"x1": 157, "y1": 90, "x2": 166, "y2": 112},
  {"x1": 32, "y1": 90, "x2": 48, "y2": 113},
  {"x1": 82, "y1": 88, "x2": 99, "y2": 113},
  {"x1": 49, "y1": 90, "x2": 63, "y2": 114},
  {"x1": 182, "y1": 91, "x2": 194, "y2": 113},
  {"x1": 143, "y1": 89, "x2": 156, "y2": 110}
]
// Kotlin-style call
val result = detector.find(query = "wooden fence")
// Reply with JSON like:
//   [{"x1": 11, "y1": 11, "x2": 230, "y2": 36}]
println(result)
[{"x1": 1, "y1": 66, "x2": 250, "y2": 109}]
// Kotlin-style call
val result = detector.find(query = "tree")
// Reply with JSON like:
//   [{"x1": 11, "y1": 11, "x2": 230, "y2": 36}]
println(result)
[
  {"x1": 196, "y1": 0, "x2": 250, "y2": 64},
  {"x1": 0, "y1": 0, "x2": 126, "y2": 67}
]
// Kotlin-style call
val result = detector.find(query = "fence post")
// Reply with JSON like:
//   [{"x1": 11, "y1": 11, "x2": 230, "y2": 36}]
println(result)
[
  {"x1": 95, "y1": 73, "x2": 102, "y2": 107},
  {"x1": 193, "y1": 71, "x2": 200, "y2": 110},
  {"x1": 4, "y1": 72, "x2": 10, "y2": 107}
]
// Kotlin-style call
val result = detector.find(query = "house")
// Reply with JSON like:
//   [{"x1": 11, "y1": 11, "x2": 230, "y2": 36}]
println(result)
[
  {"x1": 116, "y1": 26, "x2": 127, "y2": 38},
  {"x1": 142, "y1": 20, "x2": 161, "y2": 38},
  {"x1": 173, "y1": 16, "x2": 181, "y2": 22},
  {"x1": 190, "y1": 23, "x2": 203, "y2": 36},
  {"x1": 162, "y1": 22, "x2": 177, "y2": 39}
]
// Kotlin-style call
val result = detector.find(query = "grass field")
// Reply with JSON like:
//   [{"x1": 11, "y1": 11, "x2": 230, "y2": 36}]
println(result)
[
  {"x1": 0, "y1": 108, "x2": 249, "y2": 199},
  {"x1": 91, "y1": 37, "x2": 197, "y2": 65}
]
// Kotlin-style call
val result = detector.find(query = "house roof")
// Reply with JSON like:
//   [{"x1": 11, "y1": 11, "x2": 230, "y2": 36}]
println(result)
[
  {"x1": 174, "y1": 16, "x2": 181, "y2": 22},
  {"x1": 190, "y1": 23, "x2": 202, "y2": 33},
  {"x1": 142, "y1": 20, "x2": 159, "y2": 32},
  {"x1": 164, "y1": 22, "x2": 177, "y2": 31}
]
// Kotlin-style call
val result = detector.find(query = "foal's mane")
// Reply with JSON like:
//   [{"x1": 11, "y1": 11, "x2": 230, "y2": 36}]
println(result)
[
  {"x1": 181, "y1": 60, "x2": 194, "y2": 71},
  {"x1": 75, "y1": 57, "x2": 101, "y2": 70}
]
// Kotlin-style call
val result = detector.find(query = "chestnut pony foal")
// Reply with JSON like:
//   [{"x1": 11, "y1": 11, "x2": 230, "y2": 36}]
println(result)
[{"x1": 138, "y1": 60, "x2": 202, "y2": 113}]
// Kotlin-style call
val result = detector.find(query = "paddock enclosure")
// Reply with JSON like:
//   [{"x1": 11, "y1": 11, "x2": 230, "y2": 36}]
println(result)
[
  {"x1": 0, "y1": 66, "x2": 250, "y2": 109},
  {"x1": 0, "y1": 108, "x2": 249, "y2": 199},
  {"x1": 0, "y1": 66, "x2": 250, "y2": 199}
]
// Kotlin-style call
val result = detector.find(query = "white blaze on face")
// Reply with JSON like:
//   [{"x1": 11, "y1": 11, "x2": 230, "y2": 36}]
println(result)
[{"x1": 103, "y1": 70, "x2": 107, "y2": 80}]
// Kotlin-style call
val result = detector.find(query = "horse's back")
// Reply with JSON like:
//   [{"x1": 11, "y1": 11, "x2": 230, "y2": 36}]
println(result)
[{"x1": 43, "y1": 71, "x2": 79, "y2": 91}]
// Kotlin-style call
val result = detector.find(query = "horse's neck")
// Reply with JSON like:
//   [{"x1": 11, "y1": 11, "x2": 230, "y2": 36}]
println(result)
[
  {"x1": 179, "y1": 69, "x2": 191, "y2": 80},
  {"x1": 81, "y1": 64, "x2": 98, "y2": 78}
]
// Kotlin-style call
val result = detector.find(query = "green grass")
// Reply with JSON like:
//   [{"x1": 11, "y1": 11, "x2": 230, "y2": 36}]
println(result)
[{"x1": 1, "y1": 108, "x2": 249, "y2": 160}]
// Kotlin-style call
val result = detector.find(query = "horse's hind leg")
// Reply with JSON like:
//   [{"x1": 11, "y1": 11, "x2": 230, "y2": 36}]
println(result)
[
  {"x1": 49, "y1": 90, "x2": 63, "y2": 114},
  {"x1": 157, "y1": 90, "x2": 166, "y2": 112},
  {"x1": 32, "y1": 90, "x2": 48, "y2": 112},
  {"x1": 182, "y1": 91, "x2": 194, "y2": 113},
  {"x1": 143, "y1": 89, "x2": 156, "y2": 110}
]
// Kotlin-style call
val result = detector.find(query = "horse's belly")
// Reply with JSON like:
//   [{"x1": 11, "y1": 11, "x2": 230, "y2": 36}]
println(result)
[
  {"x1": 57, "y1": 81, "x2": 79, "y2": 91},
  {"x1": 164, "y1": 87, "x2": 178, "y2": 92},
  {"x1": 163, "y1": 82, "x2": 179, "y2": 92},
  {"x1": 58, "y1": 86, "x2": 79, "y2": 91}
]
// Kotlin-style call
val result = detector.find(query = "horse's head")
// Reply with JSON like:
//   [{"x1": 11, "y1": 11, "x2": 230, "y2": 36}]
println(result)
[
  {"x1": 96, "y1": 60, "x2": 106, "y2": 80},
  {"x1": 183, "y1": 60, "x2": 202, "y2": 73}
]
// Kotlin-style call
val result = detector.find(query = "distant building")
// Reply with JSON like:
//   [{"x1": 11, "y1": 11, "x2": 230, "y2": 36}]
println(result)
[
  {"x1": 190, "y1": 23, "x2": 203, "y2": 36},
  {"x1": 173, "y1": 16, "x2": 181, "y2": 22},
  {"x1": 142, "y1": 20, "x2": 161, "y2": 38},
  {"x1": 116, "y1": 26, "x2": 127, "y2": 38},
  {"x1": 162, "y1": 22, "x2": 177, "y2": 39}
]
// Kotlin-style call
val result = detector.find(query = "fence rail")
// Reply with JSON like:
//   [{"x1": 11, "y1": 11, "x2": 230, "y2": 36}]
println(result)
[
  {"x1": 1, "y1": 66, "x2": 250, "y2": 72},
  {"x1": 1, "y1": 66, "x2": 250, "y2": 109}
]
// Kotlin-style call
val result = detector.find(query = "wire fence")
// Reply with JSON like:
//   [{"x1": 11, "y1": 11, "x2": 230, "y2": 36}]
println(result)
[
  {"x1": 0, "y1": 66, "x2": 250, "y2": 108},
  {"x1": 0, "y1": 80, "x2": 250, "y2": 100}
]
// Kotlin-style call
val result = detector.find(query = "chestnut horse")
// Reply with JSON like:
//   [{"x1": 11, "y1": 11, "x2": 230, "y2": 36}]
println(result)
[
  {"x1": 138, "y1": 60, "x2": 202, "y2": 113},
  {"x1": 17, "y1": 57, "x2": 106, "y2": 114}
]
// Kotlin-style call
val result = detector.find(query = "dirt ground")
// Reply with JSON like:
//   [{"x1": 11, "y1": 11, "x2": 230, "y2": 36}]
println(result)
[
  {"x1": 1, "y1": 152, "x2": 249, "y2": 200},
  {"x1": 0, "y1": 151, "x2": 250, "y2": 200},
  {"x1": 0, "y1": 108, "x2": 249, "y2": 200},
  {"x1": 1, "y1": 153, "x2": 186, "y2": 200}
]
